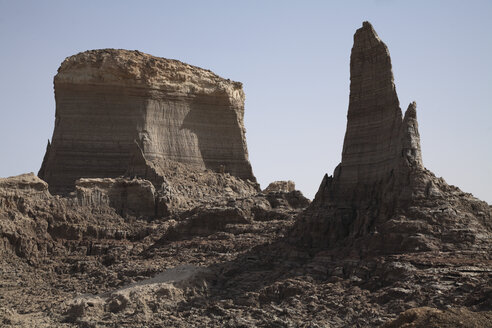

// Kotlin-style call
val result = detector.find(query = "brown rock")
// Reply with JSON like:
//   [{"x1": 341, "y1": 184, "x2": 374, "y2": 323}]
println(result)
[
  {"x1": 382, "y1": 307, "x2": 492, "y2": 328},
  {"x1": 0, "y1": 172, "x2": 49, "y2": 193},
  {"x1": 125, "y1": 142, "x2": 259, "y2": 215},
  {"x1": 74, "y1": 177, "x2": 159, "y2": 218},
  {"x1": 3, "y1": 22, "x2": 489, "y2": 328},
  {"x1": 39, "y1": 49, "x2": 255, "y2": 195},
  {"x1": 263, "y1": 180, "x2": 296, "y2": 193},
  {"x1": 291, "y1": 22, "x2": 492, "y2": 255},
  {"x1": 335, "y1": 22, "x2": 423, "y2": 200},
  {"x1": 339, "y1": 21, "x2": 411, "y2": 191}
]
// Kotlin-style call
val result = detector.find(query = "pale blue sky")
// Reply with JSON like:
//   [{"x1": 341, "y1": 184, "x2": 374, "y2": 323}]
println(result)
[{"x1": 1, "y1": 1, "x2": 491, "y2": 203}]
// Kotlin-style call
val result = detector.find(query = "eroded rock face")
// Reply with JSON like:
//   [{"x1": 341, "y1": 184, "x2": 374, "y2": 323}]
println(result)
[
  {"x1": 335, "y1": 22, "x2": 423, "y2": 201},
  {"x1": 264, "y1": 181, "x2": 296, "y2": 193},
  {"x1": 74, "y1": 177, "x2": 159, "y2": 218},
  {"x1": 382, "y1": 307, "x2": 492, "y2": 328},
  {"x1": 291, "y1": 22, "x2": 492, "y2": 255},
  {"x1": 340, "y1": 21, "x2": 404, "y2": 189},
  {"x1": 39, "y1": 49, "x2": 255, "y2": 195},
  {"x1": 2, "y1": 22, "x2": 490, "y2": 328},
  {"x1": 124, "y1": 141, "x2": 260, "y2": 216},
  {"x1": 0, "y1": 173, "x2": 135, "y2": 263}
]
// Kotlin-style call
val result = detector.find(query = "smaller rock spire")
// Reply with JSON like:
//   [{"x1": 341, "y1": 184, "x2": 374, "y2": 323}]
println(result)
[{"x1": 401, "y1": 101, "x2": 423, "y2": 168}]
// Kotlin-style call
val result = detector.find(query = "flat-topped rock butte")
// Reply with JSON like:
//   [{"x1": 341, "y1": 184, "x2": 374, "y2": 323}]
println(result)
[{"x1": 38, "y1": 49, "x2": 255, "y2": 195}]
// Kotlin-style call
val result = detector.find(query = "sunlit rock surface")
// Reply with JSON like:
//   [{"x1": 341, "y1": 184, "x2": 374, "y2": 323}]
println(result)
[{"x1": 39, "y1": 49, "x2": 255, "y2": 194}]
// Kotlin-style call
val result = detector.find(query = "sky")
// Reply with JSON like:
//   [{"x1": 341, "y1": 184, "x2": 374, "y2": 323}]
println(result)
[{"x1": 0, "y1": 0, "x2": 491, "y2": 203}]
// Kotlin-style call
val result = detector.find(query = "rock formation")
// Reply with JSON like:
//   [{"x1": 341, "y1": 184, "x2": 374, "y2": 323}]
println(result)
[
  {"x1": 0, "y1": 173, "x2": 133, "y2": 263},
  {"x1": 338, "y1": 21, "x2": 422, "y2": 192},
  {"x1": 121, "y1": 141, "x2": 260, "y2": 216},
  {"x1": 39, "y1": 49, "x2": 255, "y2": 195},
  {"x1": 1, "y1": 22, "x2": 490, "y2": 328},
  {"x1": 74, "y1": 177, "x2": 160, "y2": 218},
  {"x1": 292, "y1": 22, "x2": 492, "y2": 255},
  {"x1": 382, "y1": 307, "x2": 492, "y2": 328},
  {"x1": 0, "y1": 170, "x2": 310, "y2": 327},
  {"x1": 263, "y1": 180, "x2": 296, "y2": 193}
]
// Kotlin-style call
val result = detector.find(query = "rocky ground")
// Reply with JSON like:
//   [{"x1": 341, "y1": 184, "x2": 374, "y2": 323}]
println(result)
[{"x1": 1, "y1": 174, "x2": 490, "y2": 327}]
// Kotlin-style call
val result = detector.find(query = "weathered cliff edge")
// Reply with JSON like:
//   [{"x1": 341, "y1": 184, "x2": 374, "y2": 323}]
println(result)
[
  {"x1": 39, "y1": 49, "x2": 256, "y2": 195},
  {"x1": 291, "y1": 22, "x2": 492, "y2": 256}
]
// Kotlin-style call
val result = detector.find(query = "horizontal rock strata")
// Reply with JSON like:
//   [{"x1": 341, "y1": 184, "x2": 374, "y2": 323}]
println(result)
[
  {"x1": 335, "y1": 22, "x2": 423, "y2": 201},
  {"x1": 39, "y1": 49, "x2": 255, "y2": 194},
  {"x1": 1, "y1": 22, "x2": 491, "y2": 328},
  {"x1": 292, "y1": 22, "x2": 492, "y2": 256}
]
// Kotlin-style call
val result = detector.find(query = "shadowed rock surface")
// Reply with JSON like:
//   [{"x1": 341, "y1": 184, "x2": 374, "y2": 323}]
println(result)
[{"x1": 39, "y1": 49, "x2": 255, "y2": 195}]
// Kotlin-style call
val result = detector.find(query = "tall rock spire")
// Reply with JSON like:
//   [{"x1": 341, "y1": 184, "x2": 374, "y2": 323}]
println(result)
[
  {"x1": 291, "y1": 22, "x2": 479, "y2": 252},
  {"x1": 316, "y1": 21, "x2": 425, "y2": 208},
  {"x1": 339, "y1": 21, "x2": 403, "y2": 190},
  {"x1": 38, "y1": 49, "x2": 256, "y2": 195}
]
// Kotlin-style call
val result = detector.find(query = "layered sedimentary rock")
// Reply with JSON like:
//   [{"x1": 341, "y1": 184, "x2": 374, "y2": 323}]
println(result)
[
  {"x1": 39, "y1": 49, "x2": 255, "y2": 194},
  {"x1": 334, "y1": 21, "x2": 423, "y2": 201},
  {"x1": 292, "y1": 22, "x2": 492, "y2": 254},
  {"x1": 2, "y1": 22, "x2": 490, "y2": 328},
  {"x1": 123, "y1": 141, "x2": 260, "y2": 216},
  {"x1": 342, "y1": 22, "x2": 421, "y2": 176},
  {"x1": 74, "y1": 177, "x2": 160, "y2": 218}
]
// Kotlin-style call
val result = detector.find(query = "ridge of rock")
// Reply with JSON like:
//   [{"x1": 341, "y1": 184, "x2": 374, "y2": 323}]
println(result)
[{"x1": 39, "y1": 49, "x2": 255, "y2": 194}]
